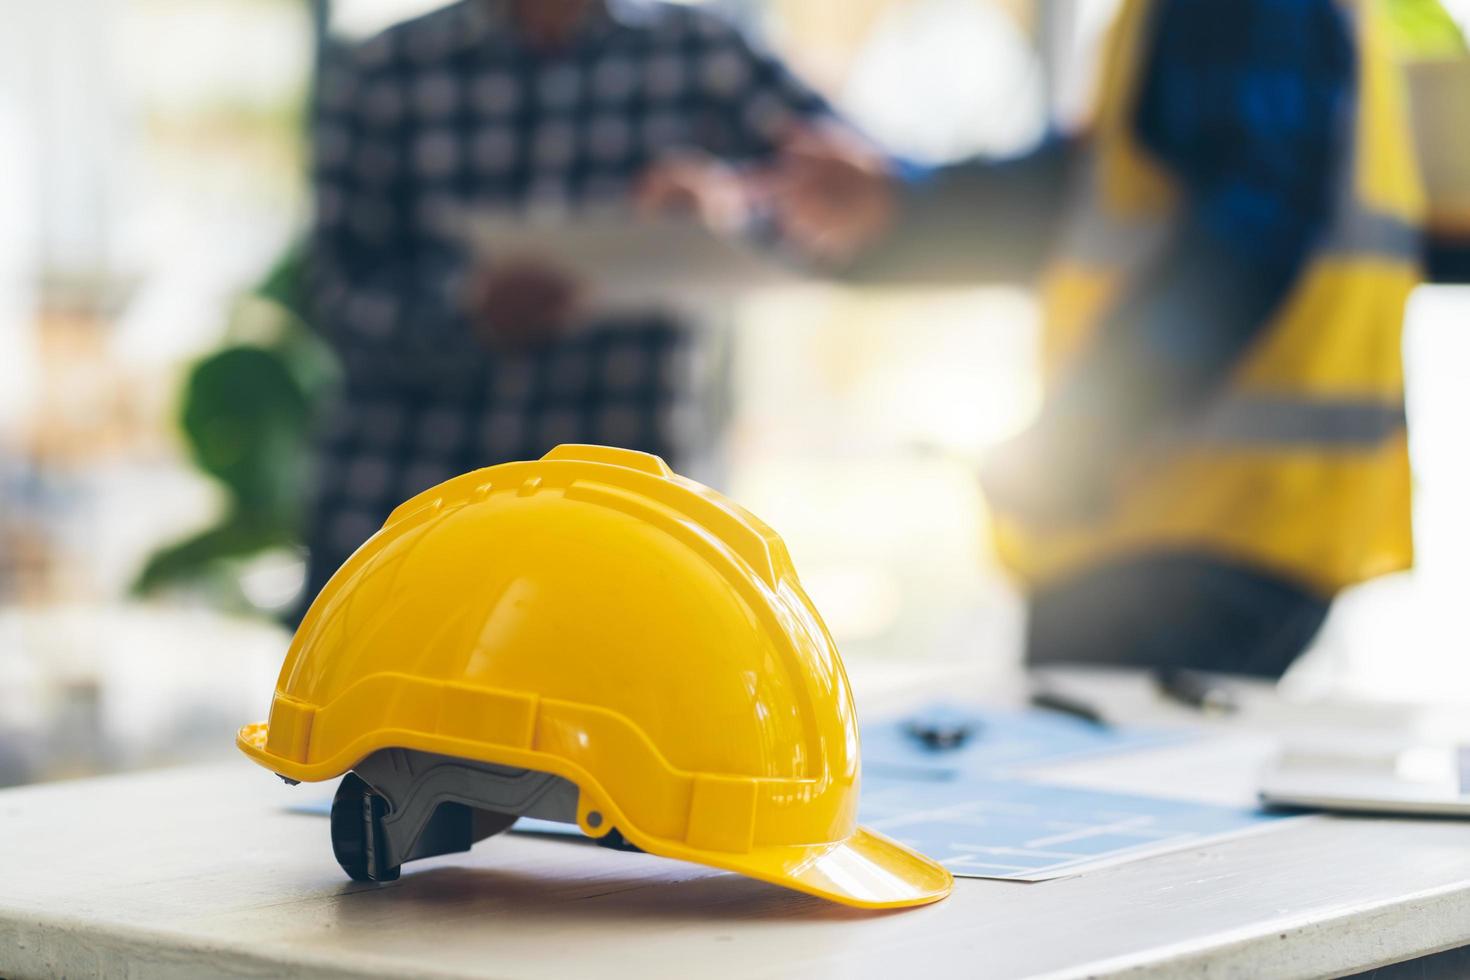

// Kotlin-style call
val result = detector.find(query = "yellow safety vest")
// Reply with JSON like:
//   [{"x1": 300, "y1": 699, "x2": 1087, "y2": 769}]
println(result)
[{"x1": 994, "y1": 0, "x2": 1425, "y2": 596}]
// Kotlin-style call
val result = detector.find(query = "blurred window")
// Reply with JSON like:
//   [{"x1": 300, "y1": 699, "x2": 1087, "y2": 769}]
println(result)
[{"x1": 840, "y1": 0, "x2": 1045, "y2": 162}]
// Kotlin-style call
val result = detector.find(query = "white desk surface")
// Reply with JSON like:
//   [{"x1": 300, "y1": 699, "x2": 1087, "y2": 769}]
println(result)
[{"x1": 4, "y1": 668, "x2": 1470, "y2": 980}]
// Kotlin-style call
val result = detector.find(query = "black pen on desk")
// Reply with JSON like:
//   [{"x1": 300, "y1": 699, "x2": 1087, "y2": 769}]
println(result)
[
  {"x1": 1154, "y1": 667, "x2": 1238, "y2": 715},
  {"x1": 1029, "y1": 687, "x2": 1110, "y2": 727},
  {"x1": 905, "y1": 709, "x2": 981, "y2": 750}
]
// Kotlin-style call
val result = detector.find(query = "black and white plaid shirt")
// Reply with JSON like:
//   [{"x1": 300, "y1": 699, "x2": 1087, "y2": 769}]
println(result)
[{"x1": 303, "y1": 0, "x2": 830, "y2": 600}]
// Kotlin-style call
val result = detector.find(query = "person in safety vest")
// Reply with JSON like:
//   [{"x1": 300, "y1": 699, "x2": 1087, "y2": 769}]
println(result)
[{"x1": 762, "y1": 0, "x2": 1426, "y2": 678}]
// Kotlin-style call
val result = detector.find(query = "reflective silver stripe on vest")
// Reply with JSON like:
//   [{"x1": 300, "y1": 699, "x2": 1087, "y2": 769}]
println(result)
[
  {"x1": 1059, "y1": 196, "x2": 1422, "y2": 268},
  {"x1": 1184, "y1": 396, "x2": 1406, "y2": 448},
  {"x1": 1320, "y1": 207, "x2": 1422, "y2": 262}
]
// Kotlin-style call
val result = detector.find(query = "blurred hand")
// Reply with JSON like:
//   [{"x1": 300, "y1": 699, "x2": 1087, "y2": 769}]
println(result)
[
  {"x1": 467, "y1": 256, "x2": 580, "y2": 351},
  {"x1": 764, "y1": 126, "x2": 897, "y2": 264},
  {"x1": 634, "y1": 153, "x2": 752, "y2": 233}
]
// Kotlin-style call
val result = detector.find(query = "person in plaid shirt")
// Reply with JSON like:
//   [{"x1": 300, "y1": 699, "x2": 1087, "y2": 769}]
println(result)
[{"x1": 302, "y1": 0, "x2": 834, "y2": 604}]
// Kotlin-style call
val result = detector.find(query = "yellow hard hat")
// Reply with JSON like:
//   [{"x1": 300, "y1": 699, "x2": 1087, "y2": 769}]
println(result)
[{"x1": 238, "y1": 444, "x2": 952, "y2": 909}]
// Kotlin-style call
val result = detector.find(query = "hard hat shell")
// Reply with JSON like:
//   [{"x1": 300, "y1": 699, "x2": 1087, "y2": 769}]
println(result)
[{"x1": 239, "y1": 444, "x2": 952, "y2": 909}]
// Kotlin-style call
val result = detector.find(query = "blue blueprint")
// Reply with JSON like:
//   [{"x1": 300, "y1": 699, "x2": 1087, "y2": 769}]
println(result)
[
  {"x1": 861, "y1": 704, "x2": 1190, "y2": 780},
  {"x1": 858, "y1": 771, "x2": 1287, "y2": 880}
]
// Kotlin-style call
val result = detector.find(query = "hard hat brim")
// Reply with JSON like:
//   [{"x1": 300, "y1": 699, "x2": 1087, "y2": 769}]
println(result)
[{"x1": 684, "y1": 825, "x2": 954, "y2": 910}]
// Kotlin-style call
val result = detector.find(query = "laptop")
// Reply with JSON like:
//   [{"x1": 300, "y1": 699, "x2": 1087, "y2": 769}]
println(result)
[{"x1": 1260, "y1": 743, "x2": 1470, "y2": 817}]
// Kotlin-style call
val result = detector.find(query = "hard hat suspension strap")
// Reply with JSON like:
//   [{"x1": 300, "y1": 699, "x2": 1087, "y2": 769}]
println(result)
[{"x1": 331, "y1": 748, "x2": 589, "y2": 882}]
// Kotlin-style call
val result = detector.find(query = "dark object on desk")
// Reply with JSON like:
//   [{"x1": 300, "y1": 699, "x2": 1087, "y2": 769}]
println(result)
[
  {"x1": 1029, "y1": 688, "x2": 1110, "y2": 728},
  {"x1": 905, "y1": 709, "x2": 981, "y2": 750},
  {"x1": 1154, "y1": 668, "x2": 1240, "y2": 715}
]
